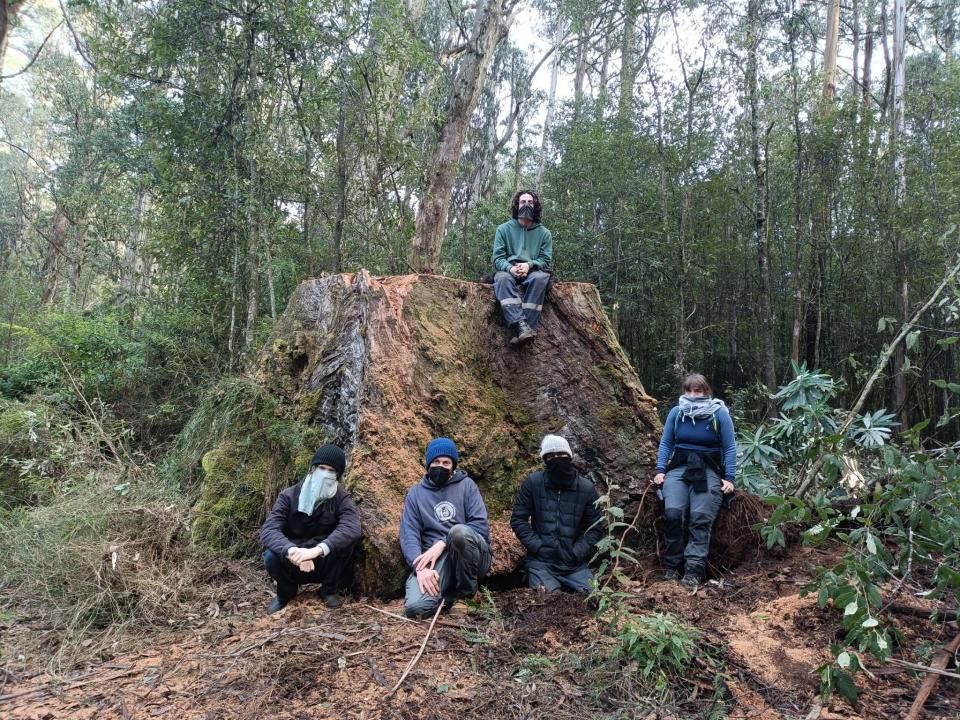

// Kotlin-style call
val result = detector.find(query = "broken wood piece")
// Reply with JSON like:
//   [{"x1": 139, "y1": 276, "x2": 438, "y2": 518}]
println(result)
[
  {"x1": 904, "y1": 630, "x2": 960, "y2": 720},
  {"x1": 388, "y1": 599, "x2": 445, "y2": 696}
]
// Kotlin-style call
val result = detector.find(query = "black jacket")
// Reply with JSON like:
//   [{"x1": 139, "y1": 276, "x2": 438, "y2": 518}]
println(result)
[
  {"x1": 260, "y1": 483, "x2": 361, "y2": 559},
  {"x1": 510, "y1": 470, "x2": 604, "y2": 572}
]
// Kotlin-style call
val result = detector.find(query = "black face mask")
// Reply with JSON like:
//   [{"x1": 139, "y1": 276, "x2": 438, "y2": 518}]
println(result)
[
  {"x1": 428, "y1": 466, "x2": 452, "y2": 486},
  {"x1": 517, "y1": 205, "x2": 535, "y2": 221},
  {"x1": 545, "y1": 457, "x2": 576, "y2": 487}
]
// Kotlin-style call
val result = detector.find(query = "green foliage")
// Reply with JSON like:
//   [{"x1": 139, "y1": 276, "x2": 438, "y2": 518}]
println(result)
[
  {"x1": 611, "y1": 611, "x2": 700, "y2": 680},
  {"x1": 748, "y1": 365, "x2": 960, "y2": 702}
]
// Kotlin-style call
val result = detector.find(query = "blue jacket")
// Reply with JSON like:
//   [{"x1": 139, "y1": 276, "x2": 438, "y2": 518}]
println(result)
[
  {"x1": 398, "y1": 469, "x2": 490, "y2": 568},
  {"x1": 656, "y1": 406, "x2": 737, "y2": 481}
]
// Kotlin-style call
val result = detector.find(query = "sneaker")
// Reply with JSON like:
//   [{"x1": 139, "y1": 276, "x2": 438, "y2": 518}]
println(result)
[
  {"x1": 321, "y1": 592, "x2": 344, "y2": 609},
  {"x1": 662, "y1": 568, "x2": 681, "y2": 582},
  {"x1": 680, "y1": 573, "x2": 701, "y2": 589},
  {"x1": 266, "y1": 596, "x2": 287, "y2": 615}
]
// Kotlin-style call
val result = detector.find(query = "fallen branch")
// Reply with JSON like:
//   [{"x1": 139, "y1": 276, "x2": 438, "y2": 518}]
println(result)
[
  {"x1": 904, "y1": 631, "x2": 960, "y2": 720},
  {"x1": 0, "y1": 666, "x2": 148, "y2": 704},
  {"x1": 796, "y1": 252, "x2": 960, "y2": 499},
  {"x1": 887, "y1": 657, "x2": 960, "y2": 679},
  {"x1": 365, "y1": 604, "x2": 418, "y2": 623},
  {"x1": 888, "y1": 603, "x2": 960, "y2": 622},
  {"x1": 387, "y1": 599, "x2": 445, "y2": 696}
]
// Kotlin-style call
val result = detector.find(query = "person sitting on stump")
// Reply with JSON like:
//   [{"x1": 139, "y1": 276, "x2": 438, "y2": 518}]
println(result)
[
  {"x1": 399, "y1": 437, "x2": 492, "y2": 618},
  {"x1": 260, "y1": 444, "x2": 361, "y2": 614},
  {"x1": 652, "y1": 373, "x2": 736, "y2": 588},
  {"x1": 492, "y1": 189, "x2": 553, "y2": 347},
  {"x1": 510, "y1": 434, "x2": 604, "y2": 593}
]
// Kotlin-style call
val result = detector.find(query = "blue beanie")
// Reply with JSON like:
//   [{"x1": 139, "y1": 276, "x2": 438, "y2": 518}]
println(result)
[{"x1": 424, "y1": 437, "x2": 459, "y2": 468}]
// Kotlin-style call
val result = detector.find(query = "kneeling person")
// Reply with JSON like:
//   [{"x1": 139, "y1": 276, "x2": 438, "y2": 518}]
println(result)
[
  {"x1": 260, "y1": 445, "x2": 361, "y2": 614},
  {"x1": 510, "y1": 435, "x2": 603, "y2": 592},
  {"x1": 400, "y1": 438, "x2": 492, "y2": 618}
]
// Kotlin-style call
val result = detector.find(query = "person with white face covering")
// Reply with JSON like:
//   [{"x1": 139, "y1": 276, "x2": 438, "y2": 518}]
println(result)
[
  {"x1": 260, "y1": 445, "x2": 361, "y2": 614},
  {"x1": 652, "y1": 374, "x2": 737, "y2": 588}
]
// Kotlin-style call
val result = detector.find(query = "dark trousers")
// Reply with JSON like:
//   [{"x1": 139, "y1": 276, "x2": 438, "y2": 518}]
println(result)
[
  {"x1": 493, "y1": 270, "x2": 551, "y2": 330},
  {"x1": 661, "y1": 465, "x2": 723, "y2": 577},
  {"x1": 404, "y1": 524, "x2": 492, "y2": 618},
  {"x1": 525, "y1": 559, "x2": 593, "y2": 592},
  {"x1": 263, "y1": 545, "x2": 354, "y2": 603}
]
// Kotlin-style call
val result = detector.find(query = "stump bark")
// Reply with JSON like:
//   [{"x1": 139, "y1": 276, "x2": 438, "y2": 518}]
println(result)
[{"x1": 249, "y1": 271, "x2": 662, "y2": 595}]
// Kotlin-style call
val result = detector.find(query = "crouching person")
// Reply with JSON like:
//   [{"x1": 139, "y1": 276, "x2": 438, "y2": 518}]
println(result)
[
  {"x1": 400, "y1": 437, "x2": 492, "y2": 618},
  {"x1": 510, "y1": 435, "x2": 603, "y2": 593},
  {"x1": 260, "y1": 444, "x2": 361, "y2": 614}
]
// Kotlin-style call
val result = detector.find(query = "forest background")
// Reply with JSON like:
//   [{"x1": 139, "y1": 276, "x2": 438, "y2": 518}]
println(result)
[{"x1": 1, "y1": 0, "x2": 960, "y2": 704}]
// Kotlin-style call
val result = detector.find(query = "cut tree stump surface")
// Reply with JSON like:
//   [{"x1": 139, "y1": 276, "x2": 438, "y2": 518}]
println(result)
[{"x1": 249, "y1": 272, "x2": 662, "y2": 595}]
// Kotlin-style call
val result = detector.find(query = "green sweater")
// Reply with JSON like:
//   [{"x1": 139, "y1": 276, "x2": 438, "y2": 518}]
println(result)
[{"x1": 492, "y1": 219, "x2": 553, "y2": 273}]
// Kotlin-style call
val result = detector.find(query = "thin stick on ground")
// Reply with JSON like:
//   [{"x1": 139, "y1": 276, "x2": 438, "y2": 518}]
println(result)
[
  {"x1": 365, "y1": 604, "x2": 418, "y2": 623},
  {"x1": 904, "y1": 631, "x2": 960, "y2": 720},
  {"x1": 387, "y1": 599, "x2": 444, "y2": 696}
]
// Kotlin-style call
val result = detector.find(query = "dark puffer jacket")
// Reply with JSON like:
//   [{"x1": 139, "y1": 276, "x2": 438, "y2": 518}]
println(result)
[
  {"x1": 510, "y1": 470, "x2": 604, "y2": 572},
  {"x1": 260, "y1": 484, "x2": 361, "y2": 559}
]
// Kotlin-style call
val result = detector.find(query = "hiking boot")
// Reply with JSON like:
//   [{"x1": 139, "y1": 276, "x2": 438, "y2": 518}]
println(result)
[
  {"x1": 321, "y1": 592, "x2": 344, "y2": 609},
  {"x1": 445, "y1": 599, "x2": 470, "y2": 617},
  {"x1": 266, "y1": 596, "x2": 288, "y2": 615},
  {"x1": 680, "y1": 573, "x2": 701, "y2": 589},
  {"x1": 510, "y1": 320, "x2": 536, "y2": 347},
  {"x1": 662, "y1": 568, "x2": 681, "y2": 582}
]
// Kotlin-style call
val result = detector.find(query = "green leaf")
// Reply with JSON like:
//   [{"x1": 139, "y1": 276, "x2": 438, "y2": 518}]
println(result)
[
  {"x1": 905, "y1": 331, "x2": 920, "y2": 351},
  {"x1": 837, "y1": 651, "x2": 851, "y2": 668},
  {"x1": 866, "y1": 534, "x2": 877, "y2": 555},
  {"x1": 436, "y1": 683, "x2": 449, "y2": 694},
  {"x1": 861, "y1": 617, "x2": 878, "y2": 628},
  {"x1": 844, "y1": 601, "x2": 859, "y2": 616}
]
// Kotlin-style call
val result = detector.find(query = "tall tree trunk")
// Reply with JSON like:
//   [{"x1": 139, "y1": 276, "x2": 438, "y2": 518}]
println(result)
[
  {"x1": 243, "y1": 8, "x2": 261, "y2": 351},
  {"x1": 332, "y1": 102, "x2": 347, "y2": 273},
  {"x1": 891, "y1": 0, "x2": 909, "y2": 428},
  {"x1": 409, "y1": 0, "x2": 513, "y2": 272},
  {"x1": 536, "y1": 27, "x2": 562, "y2": 188},
  {"x1": 618, "y1": 0, "x2": 638, "y2": 130},
  {"x1": 573, "y1": 29, "x2": 587, "y2": 120},
  {"x1": 788, "y1": 2, "x2": 805, "y2": 365},
  {"x1": 747, "y1": 0, "x2": 777, "y2": 414},
  {"x1": 40, "y1": 210, "x2": 69, "y2": 306},
  {"x1": 0, "y1": 1, "x2": 26, "y2": 68},
  {"x1": 823, "y1": 0, "x2": 842, "y2": 102},
  {"x1": 863, "y1": 22, "x2": 874, "y2": 109}
]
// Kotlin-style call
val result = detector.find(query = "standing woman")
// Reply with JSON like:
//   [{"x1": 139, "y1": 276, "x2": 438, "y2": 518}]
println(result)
[{"x1": 652, "y1": 374, "x2": 736, "y2": 587}]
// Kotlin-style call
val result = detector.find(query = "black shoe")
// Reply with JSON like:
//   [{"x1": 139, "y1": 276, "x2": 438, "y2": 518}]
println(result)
[
  {"x1": 509, "y1": 320, "x2": 536, "y2": 346},
  {"x1": 321, "y1": 592, "x2": 344, "y2": 609},
  {"x1": 266, "y1": 596, "x2": 287, "y2": 615},
  {"x1": 680, "y1": 573, "x2": 701, "y2": 589},
  {"x1": 662, "y1": 568, "x2": 681, "y2": 582}
]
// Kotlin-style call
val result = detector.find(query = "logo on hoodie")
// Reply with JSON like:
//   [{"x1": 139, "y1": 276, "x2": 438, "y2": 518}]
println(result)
[{"x1": 434, "y1": 501, "x2": 457, "y2": 523}]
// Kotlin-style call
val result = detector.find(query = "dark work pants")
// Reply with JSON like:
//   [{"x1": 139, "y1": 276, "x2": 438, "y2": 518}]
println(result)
[
  {"x1": 263, "y1": 545, "x2": 354, "y2": 603},
  {"x1": 493, "y1": 270, "x2": 550, "y2": 330},
  {"x1": 661, "y1": 465, "x2": 723, "y2": 577},
  {"x1": 404, "y1": 524, "x2": 492, "y2": 618},
  {"x1": 525, "y1": 559, "x2": 593, "y2": 592}
]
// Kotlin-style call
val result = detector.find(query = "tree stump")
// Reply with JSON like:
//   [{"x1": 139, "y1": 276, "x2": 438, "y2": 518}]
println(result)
[{"x1": 246, "y1": 271, "x2": 662, "y2": 596}]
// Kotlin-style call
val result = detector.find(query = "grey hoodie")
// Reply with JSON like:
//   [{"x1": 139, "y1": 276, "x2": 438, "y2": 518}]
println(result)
[{"x1": 398, "y1": 469, "x2": 490, "y2": 568}]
